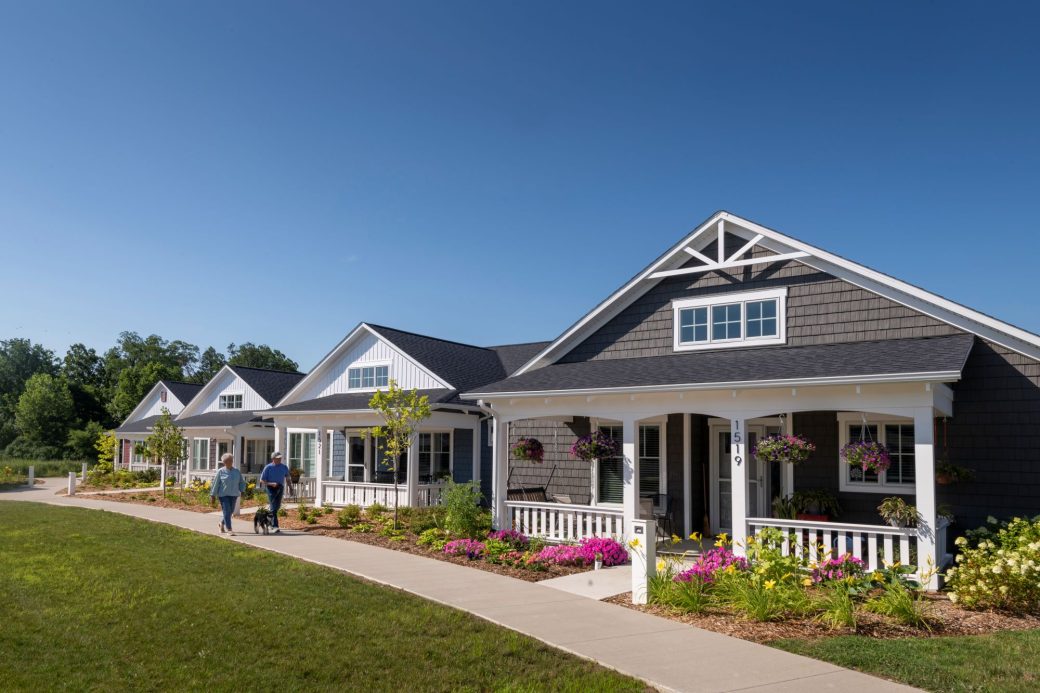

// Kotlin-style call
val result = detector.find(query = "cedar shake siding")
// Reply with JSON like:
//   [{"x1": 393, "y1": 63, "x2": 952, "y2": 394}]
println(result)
[
  {"x1": 508, "y1": 417, "x2": 592, "y2": 504},
  {"x1": 560, "y1": 251, "x2": 961, "y2": 364},
  {"x1": 331, "y1": 430, "x2": 346, "y2": 478}
]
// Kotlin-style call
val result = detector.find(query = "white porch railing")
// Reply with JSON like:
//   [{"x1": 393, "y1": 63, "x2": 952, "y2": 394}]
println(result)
[
  {"x1": 746, "y1": 517, "x2": 946, "y2": 575},
  {"x1": 505, "y1": 500, "x2": 625, "y2": 543},
  {"x1": 321, "y1": 481, "x2": 446, "y2": 508}
]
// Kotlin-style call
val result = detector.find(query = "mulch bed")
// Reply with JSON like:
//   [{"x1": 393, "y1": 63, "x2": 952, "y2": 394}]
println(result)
[
  {"x1": 605, "y1": 591, "x2": 1040, "y2": 642},
  {"x1": 84, "y1": 489, "x2": 266, "y2": 514}
]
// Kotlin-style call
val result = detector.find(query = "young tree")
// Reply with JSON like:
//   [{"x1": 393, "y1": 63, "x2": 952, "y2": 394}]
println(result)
[
  {"x1": 227, "y1": 343, "x2": 299, "y2": 372},
  {"x1": 145, "y1": 408, "x2": 185, "y2": 497},
  {"x1": 366, "y1": 380, "x2": 431, "y2": 528}
]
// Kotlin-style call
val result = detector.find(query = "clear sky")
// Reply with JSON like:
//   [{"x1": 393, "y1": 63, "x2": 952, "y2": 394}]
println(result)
[{"x1": 1, "y1": 1, "x2": 1038, "y2": 371}]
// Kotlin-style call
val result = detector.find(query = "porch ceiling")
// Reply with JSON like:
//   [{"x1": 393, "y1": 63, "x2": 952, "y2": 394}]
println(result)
[{"x1": 465, "y1": 334, "x2": 973, "y2": 398}]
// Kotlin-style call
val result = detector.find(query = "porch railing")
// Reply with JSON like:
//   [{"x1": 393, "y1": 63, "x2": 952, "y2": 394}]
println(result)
[
  {"x1": 321, "y1": 481, "x2": 446, "y2": 508},
  {"x1": 505, "y1": 500, "x2": 625, "y2": 543},
  {"x1": 746, "y1": 517, "x2": 950, "y2": 575}
]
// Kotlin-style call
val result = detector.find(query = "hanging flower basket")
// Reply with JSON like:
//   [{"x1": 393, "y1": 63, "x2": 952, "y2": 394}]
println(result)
[
  {"x1": 840, "y1": 441, "x2": 891, "y2": 474},
  {"x1": 570, "y1": 430, "x2": 620, "y2": 462},
  {"x1": 511, "y1": 437, "x2": 545, "y2": 464},
  {"x1": 752, "y1": 434, "x2": 816, "y2": 465}
]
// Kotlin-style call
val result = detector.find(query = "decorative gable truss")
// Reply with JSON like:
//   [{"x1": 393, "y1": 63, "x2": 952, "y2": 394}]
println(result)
[{"x1": 649, "y1": 219, "x2": 809, "y2": 279}]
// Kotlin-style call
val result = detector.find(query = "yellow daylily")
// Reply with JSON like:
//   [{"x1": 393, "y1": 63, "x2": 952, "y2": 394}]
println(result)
[
  {"x1": 671, "y1": 534, "x2": 681, "y2": 545},
  {"x1": 628, "y1": 537, "x2": 641, "y2": 549},
  {"x1": 656, "y1": 559, "x2": 666, "y2": 572},
  {"x1": 725, "y1": 564, "x2": 737, "y2": 575},
  {"x1": 689, "y1": 531, "x2": 702, "y2": 542},
  {"x1": 802, "y1": 577, "x2": 813, "y2": 587},
  {"x1": 746, "y1": 535, "x2": 756, "y2": 545},
  {"x1": 764, "y1": 580, "x2": 776, "y2": 590}
]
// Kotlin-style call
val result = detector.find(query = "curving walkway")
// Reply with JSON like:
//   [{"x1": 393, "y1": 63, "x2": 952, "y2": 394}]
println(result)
[{"x1": 1, "y1": 478, "x2": 917, "y2": 693}]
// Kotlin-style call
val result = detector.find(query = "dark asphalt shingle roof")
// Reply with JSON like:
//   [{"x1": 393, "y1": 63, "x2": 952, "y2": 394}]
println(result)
[
  {"x1": 489, "y1": 341, "x2": 552, "y2": 375},
  {"x1": 264, "y1": 389, "x2": 457, "y2": 414},
  {"x1": 115, "y1": 415, "x2": 162, "y2": 434},
  {"x1": 162, "y1": 380, "x2": 204, "y2": 407},
  {"x1": 465, "y1": 334, "x2": 975, "y2": 396},
  {"x1": 174, "y1": 411, "x2": 270, "y2": 428},
  {"x1": 229, "y1": 366, "x2": 305, "y2": 406}
]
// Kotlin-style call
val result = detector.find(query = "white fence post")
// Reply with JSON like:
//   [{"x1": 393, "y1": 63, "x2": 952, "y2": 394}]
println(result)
[
  {"x1": 81, "y1": 463, "x2": 88, "y2": 481},
  {"x1": 67, "y1": 472, "x2": 77, "y2": 496},
  {"x1": 27, "y1": 465, "x2": 34, "y2": 487},
  {"x1": 630, "y1": 518, "x2": 656, "y2": 605}
]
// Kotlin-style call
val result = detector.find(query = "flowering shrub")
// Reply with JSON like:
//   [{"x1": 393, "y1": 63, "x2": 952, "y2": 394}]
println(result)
[
  {"x1": 578, "y1": 537, "x2": 629, "y2": 566},
  {"x1": 675, "y1": 547, "x2": 748, "y2": 584},
  {"x1": 947, "y1": 515, "x2": 1040, "y2": 612},
  {"x1": 811, "y1": 553, "x2": 866, "y2": 584},
  {"x1": 752, "y1": 434, "x2": 816, "y2": 465},
  {"x1": 443, "y1": 539, "x2": 485, "y2": 560},
  {"x1": 536, "y1": 544, "x2": 587, "y2": 566},
  {"x1": 511, "y1": 437, "x2": 544, "y2": 463},
  {"x1": 569, "y1": 430, "x2": 620, "y2": 462},
  {"x1": 487, "y1": 529, "x2": 529, "y2": 549},
  {"x1": 840, "y1": 441, "x2": 891, "y2": 474}
]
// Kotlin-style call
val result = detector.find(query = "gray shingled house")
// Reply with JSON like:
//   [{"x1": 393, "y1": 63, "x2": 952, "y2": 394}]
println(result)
[{"x1": 465, "y1": 211, "x2": 1040, "y2": 589}]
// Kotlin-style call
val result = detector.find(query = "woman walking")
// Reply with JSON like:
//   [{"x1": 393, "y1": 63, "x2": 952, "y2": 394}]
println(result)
[{"x1": 210, "y1": 453, "x2": 246, "y2": 536}]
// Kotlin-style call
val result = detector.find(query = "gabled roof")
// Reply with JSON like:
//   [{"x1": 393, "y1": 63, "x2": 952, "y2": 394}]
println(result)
[
  {"x1": 516, "y1": 211, "x2": 1040, "y2": 373},
  {"x1": 115, "y1": 414, "x2": 162, "y2": 435},
  {"x1": 467, "y1": 334, "x2": 975, "y2": 398},
  {"x1": 163, "y1": 380, "x2": 204, "y2": 408},
  {"x1": 228, "y1": 365, "x2": 305, "y2": 406},
  {"x1": 488, "y1": 341, "x2": 552, "y2": 376},
  {"x1": 264, "y1": 389, "x2": 457, "y2": 414}
]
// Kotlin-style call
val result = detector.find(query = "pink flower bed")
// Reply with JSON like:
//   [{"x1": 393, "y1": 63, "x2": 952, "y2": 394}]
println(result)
[
  {"x1": 535, "y1": 537, "x2": 629, "y2": 567},
  {"x1": 487, "y1": 529, "x2": 529, "y2": 548},
  {"x1": 811, "y1": 553, "x2": 866, "y2": 583},
  {"x1": 443, "y1": 539, "x2": 485, "y2": 559},
  {"x1": 675, "y1": 547, "x2": 748, "y2": 583}
]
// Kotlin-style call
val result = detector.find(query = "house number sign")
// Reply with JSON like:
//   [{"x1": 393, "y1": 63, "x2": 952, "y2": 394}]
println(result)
[{"x1": 732, "y1": 420, "x2": 743, "y2": 466}]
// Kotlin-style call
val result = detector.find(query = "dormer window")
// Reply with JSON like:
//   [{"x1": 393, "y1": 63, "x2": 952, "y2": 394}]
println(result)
[
  {"x1": 219, "y1": 394, "x2": 243, "y2": 410},
  {"x1": 673, "y1": 288, "x2": 786, "y2": 351},
  {"x1": 348, "y1": 365, "x2": 389, "y2": 389}
]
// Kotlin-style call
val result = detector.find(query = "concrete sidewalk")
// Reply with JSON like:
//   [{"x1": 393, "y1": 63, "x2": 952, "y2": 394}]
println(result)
[{"x1": 2, "y1": 478, "x2": 916, "y2": 693}]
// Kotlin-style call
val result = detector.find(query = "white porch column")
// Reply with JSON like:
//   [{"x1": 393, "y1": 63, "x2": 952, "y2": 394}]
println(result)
[
  {"x1": 682, "y1": 413, "x2": 692, "y2": 537},
  {"x1": 621, "y1": 417, "x2": 640, "y2": 539},
  {"x1": 730, "y1": 417, "x2": 748, "y2": 556},
  {"x1": 914, "y1": 408, "x2": 939, "y2": 589},
  {"x1": 316, "y1": 427, "x2": 327, "y2": 505},
  {"x1": 274, "y1": 426, "x2": 286, "y2": 457},
  {"x1": 491, "y1": 418, "x2": 508, "y2": 529},
  {"x1": 405, "y1": 435, "x2": 418, "y2": 507}
]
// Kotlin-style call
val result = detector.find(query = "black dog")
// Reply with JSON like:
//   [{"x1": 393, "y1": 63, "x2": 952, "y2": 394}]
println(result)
[{"x1": 253, "y1": 507, "x2": 273, "y2": 535}]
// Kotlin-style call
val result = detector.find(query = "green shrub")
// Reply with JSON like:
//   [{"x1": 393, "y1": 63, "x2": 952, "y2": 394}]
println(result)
[
  {"x1": 649, "y1": 559, "x2": 713, "y2": 614},
  {"x1": 865, "y1": 575, "x2": 932, "y2": 629},
  {"x1": 816, "y1": 583, "x2": 857, "y2": 630},
  {"x1": 337, "y1": 505, "x2": 362, "y2": 527},
  {"x1": 366, "y1": 502, "x2": 388, "y2": 519},
  {"x1": 442, "y1": 481, "x2": 485, "y2": 538},
  {"x1": 483, "y1": 538, "x2": 513, "y2": 559},
  {"x1": 417, "y1": 528, "x2": 450, "y2": 551},
  {"x1": 351, "y1": 522, "x2": 373, "y2": 533},
  {"x1": 407, "y1": 506, "x2": 446, "y2": 534},
  {"x1": 306, "y1": 515, "x2": 318, "y2": 525},
  {"x1": 947, "y1": 515, "x2": 1040, "y2": 613}
]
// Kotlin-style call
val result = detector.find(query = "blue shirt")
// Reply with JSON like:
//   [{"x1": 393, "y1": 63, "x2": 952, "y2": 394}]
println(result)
[
  {"x1": 210, "y1": 467, "x2": 246, "y2": 498},
  {"x1": 260, "y1": 462, "x2": 291, "y2": 487}
]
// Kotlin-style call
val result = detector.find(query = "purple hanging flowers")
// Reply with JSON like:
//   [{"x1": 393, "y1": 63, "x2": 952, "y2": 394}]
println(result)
[
  {"x1": 511, "y1": 437, "x2": 545, "y2": 463},
  {"x1": 752, "y1": 434, "x2": 816, "y2": 465},
  {"x1": 840, "y1": 441, "x2": 891, "y2": 474},
  {"x1": 570, "y1": 430, "x2": 620, "y2": 462}
]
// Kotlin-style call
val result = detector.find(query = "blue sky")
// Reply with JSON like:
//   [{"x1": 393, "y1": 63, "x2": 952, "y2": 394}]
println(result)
[{"x1": 1, "y1": 2, "x2": 1038, "y2": 371}]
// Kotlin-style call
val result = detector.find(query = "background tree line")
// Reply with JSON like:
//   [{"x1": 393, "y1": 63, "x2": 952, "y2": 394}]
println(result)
[{"x1": 0, "y1": 333, "x2": 298, "y2": 460}]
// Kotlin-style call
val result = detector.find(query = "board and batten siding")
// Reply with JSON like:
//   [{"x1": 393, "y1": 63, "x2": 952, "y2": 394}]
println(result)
[
  {"x1": 139, "y1": 390, "x2": 186, "y2": 419},
  {"x1": 294, "y1": 331, "x2": 449, "y2": 402},
  {"x1": 193, "y1": 370, "x2": 270, "y2": 413}
]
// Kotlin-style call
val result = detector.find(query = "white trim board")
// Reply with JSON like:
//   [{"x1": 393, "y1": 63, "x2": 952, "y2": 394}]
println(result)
[{"x1": 514, "y1": 211, "x2": 1040, "y2": 373}]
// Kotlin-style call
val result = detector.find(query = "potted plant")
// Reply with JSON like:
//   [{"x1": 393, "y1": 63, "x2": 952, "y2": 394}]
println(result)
[
  {"x1": 570, "y1": 430, "x2": 620, "y2": 462},
  {"x1": 511, "y1": 437, "x2": 545, "y2": 464},
  {"x1": 936, "y1": 461, "x2": 974, "y2": 485},
  {"x1": 877, "y1": 496, "x2": 920, "y2": 528},
  {"x1": 840, "y1": 441, "x2": 891, "y2": 475},
  {"x1": 594, "y1": 551, "x2": 604, "y2": 571},
  {"x1": 772, "y1": 494, "x2": 799, "y2": 520},
  {"x1": 753, "y1": 434, "x2": 816, "y2": 465},
  {"x1": 790, "y1": 489, "x2": 841, "y2": 521}
]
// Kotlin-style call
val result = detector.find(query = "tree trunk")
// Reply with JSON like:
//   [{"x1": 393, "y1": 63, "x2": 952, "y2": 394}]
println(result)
[{"x1": 393, "y1": 466, "x2": 399, "y2": 530}]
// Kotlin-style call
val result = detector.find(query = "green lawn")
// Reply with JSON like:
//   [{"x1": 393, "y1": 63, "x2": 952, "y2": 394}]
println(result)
[
  {"x1": 0, "y1": 503, "x2": 644, "y2": 692},
  {"x1": 773, "y1": 631, "x2": 1040, "y2": 692}
]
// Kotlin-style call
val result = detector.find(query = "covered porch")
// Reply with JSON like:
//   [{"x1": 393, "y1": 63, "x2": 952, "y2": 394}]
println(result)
[
  {"x1": 485, "y1": 378, "x2": 955, "y2": 589},
  {"x1": 175, "y1": 411, "x2": 277, "y2": 486}
]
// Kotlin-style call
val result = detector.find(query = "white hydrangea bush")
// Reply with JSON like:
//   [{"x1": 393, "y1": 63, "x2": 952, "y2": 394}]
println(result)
[{"x1": 946, "y1": 515, "x2": 1040, "y2": 612}]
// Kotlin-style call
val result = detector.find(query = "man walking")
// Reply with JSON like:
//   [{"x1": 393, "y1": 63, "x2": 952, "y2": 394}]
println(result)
[{"x1": 260, "y1": 450, "x2": 291, "y2": 534}]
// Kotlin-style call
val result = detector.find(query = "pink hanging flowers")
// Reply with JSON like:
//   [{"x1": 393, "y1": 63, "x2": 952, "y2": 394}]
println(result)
[
  {"x1": 752, "y1": 434, "x2": 816, "y2": 465},
  {"x1": 840, "y1": 441, "x2": 891, "y2": 474},
  {"x1": 570, "y1": 430, "x2": 620, "y2": 462},
  {"x1": 511, "y1": 437, "x2": 545, "y2": 463}
]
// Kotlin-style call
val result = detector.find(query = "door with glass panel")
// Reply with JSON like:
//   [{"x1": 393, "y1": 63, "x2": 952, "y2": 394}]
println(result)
[{"x1": 712, "y1": 424, "x2": 768, "y2": 534}]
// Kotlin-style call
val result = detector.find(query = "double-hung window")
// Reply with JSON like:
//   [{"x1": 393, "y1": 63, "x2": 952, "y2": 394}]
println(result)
[
  {"x1": 593, "y1": 424, "x2": 666, "y2": 505},
  {"x1": 219, "y1": 394, "x2": 242, "y2": 410},
  {"x1": 347, "y1": 365, "x2": 389, "y2": 389},
  {"x1": 192, "y1": 438, "x2": 210, "y2": 470},
  {"x1": 673, "y1": 288, "x2": 786, "y2": 351},
  {"x1": 595, "y1": 426, "x2": 624, "y2": 505},
  {"x1": 838, "y1": 414, "x2": 916, "y2": 493},
  {"x1": 418, "y1": 432, "x2": 451, "y2": 482},
  {"x1": 639, "y1": 424, "x2": 663, "y2": 496},
  {"x1": 288, "y1": 432, "x2": 317, "y2": 477}
]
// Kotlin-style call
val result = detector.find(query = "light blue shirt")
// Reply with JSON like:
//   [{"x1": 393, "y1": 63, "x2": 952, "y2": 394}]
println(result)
[{"x1": 210, "y1": 467, "x2": 246, "y2": 498}]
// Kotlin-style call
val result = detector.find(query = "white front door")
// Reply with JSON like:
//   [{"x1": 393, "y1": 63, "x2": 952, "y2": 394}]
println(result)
[{"x1": 710, "y1": 424, "x2": 769, "y2": 534}]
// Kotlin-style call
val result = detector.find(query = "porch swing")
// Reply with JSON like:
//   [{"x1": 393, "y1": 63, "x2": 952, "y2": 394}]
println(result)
[{"x1": 504, "y1": 427, "x2": 568, "y2": 503}]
